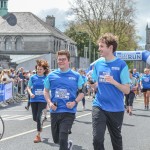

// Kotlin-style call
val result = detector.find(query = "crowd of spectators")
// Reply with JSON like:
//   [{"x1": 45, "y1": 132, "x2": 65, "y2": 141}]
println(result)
[{"x1": 0, "y1": 67, "x2": 36, "y2": 107}]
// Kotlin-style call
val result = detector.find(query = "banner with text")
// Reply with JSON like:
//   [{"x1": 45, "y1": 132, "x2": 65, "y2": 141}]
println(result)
[{"x1": 0, "y1": 82, "x2": 13, "y2": 102}]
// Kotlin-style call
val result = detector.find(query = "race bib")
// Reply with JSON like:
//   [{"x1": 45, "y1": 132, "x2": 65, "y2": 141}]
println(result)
[
  {"x1": 55, "y1": 88, "x2": 70, "y2": 100},
  {"x1": 144, "y1": 77, "x2": 149, "y2": 82},
  {"x1": 35, "y1": 89, "x2": 44, "y2": 95},
  {"x1": 99, "y1": 72, "x2": 110, "y2": 83}
]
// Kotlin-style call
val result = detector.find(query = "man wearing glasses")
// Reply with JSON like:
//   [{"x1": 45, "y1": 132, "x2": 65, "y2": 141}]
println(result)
[{"x1": 44, "y1": 50, "x2": 84, "y2": 150}]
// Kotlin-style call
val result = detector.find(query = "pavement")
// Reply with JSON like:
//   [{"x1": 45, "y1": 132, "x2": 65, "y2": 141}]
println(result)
[
  {"x1": 121, "y1": 95, "x2": 150, "y2": 150},
  {"x1": 1, "y1": 95, "x2": 150, "y2": 150}
]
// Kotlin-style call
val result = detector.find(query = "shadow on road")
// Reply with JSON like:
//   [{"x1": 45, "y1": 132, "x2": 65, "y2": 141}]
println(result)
[
  {"x1": 133, "y1": 108, "x2": 148, "y2": 112},
  {"x1": 74, "y1": 119, "x2": 92, "y2": 125},
  {"x1": 122, "y1": 123, "x2": 135, "y2": 127},
  {"x1": 73, "y1": 145, "x2": 87, "y2": 150},
  {"x1": 132, "y1": 113, "x2": 150, "y2": 118},
  {"x1": 42, "y1": 138, "x2": 87, "y2": 150},
  {"x1": 42, "y1": 138, "x2": 59, "y2": 147}
]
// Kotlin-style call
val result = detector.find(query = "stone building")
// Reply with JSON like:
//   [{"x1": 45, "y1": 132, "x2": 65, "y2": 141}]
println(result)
[
  {"x1": 133, "y1": 24, "x2": 150, "y2": 73},
  {"x1": 145, "y1": 24, "x2": 150, "y2": 50},
  {"x1": 0, "y1": 0, "x2": 88, "y2": 70}
]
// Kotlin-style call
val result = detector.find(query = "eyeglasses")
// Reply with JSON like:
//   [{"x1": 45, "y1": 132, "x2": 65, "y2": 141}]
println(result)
[{"x1": 57, "y1": 58, "x2": 67, "y2": 62}]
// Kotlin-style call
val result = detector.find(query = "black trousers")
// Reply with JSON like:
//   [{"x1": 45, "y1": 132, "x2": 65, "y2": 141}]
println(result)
[
  {"x1": 31, "y1": 102, "x2": 47, "y2": 132},
  {"x1": 92, "y1": 106, "x2": 124, "y2": 150},
  {"x1": 125, "y1": 92, "x2": 135, "y2": 106},
  {"x1": 51, "y1": 113, "x2": 75, "y2": 150}
]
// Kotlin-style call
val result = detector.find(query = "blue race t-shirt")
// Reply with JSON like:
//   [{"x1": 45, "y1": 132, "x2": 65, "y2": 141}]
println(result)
[
  {"x1": 140, "y1": 74, "x2": 150, "y2": 89},
  {"x1": 44, "y1": 68, "x2": 84, "y2": 113},
  {"x1": 28, "y1": 74, "x2": 47, "y2": 103},
  {"x1": 92, "y1": 57, "x2": 130, "y2": 112},
  {"x1": 132, "y1": 72, "x2": 139, "y2": 79}
]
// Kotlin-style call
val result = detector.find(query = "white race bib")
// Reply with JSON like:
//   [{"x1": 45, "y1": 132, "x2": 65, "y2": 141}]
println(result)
[
  {"x1": 55, "y1": 88, "x2": 70, "y2": 100},
  {"x1": 35, "y1": 89, "x2": 44, "y2": 95}
]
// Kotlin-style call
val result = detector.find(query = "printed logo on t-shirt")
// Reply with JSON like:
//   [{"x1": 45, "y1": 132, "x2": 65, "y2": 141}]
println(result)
[
  {"x1": 111, "y1": 67, "x2": 120, "y2": 70},
  {"x1": 68, "y1": 77, "x2": 76, "y2": 80}
]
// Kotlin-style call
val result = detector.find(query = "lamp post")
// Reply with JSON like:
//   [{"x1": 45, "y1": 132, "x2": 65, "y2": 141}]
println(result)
[
  {"x1": 76, "y1": 31, "x2": 92, "y2": 63},
  {"x1": 84, "y1": 46, "x2": 88, "y2": 68},
  {"x1": 88, "y1": 35, "x2": 91, "y2": 63}
]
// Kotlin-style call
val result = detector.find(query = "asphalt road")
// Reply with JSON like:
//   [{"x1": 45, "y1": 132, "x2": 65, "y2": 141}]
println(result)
[{"x1": 0, "y1": 96, "x2": 150, "y2": 150}]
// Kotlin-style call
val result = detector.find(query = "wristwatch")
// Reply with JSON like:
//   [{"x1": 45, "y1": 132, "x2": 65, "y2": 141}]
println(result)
[{"x1": 74, "y1": 100, "x2": 78, "y2": 105}]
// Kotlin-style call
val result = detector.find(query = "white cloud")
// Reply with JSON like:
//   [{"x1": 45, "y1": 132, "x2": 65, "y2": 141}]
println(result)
[
  {"x1": 135, "y1": 0, "x2": 150, "y2": 46},
  {"x1": 7, "y1": 0, "x2": 150, "y2": 47},
  {"x1": 37, "y1": 9, "x2": 69, "y2": 31},
  {"x1": 8, "y1": 0, "x2": 70, "y2": 13},
  {"x1": 8, "y1": 0, "x2": 71, "y2": 31}
]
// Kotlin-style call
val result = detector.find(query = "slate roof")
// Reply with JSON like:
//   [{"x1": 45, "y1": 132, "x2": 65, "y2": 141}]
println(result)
[
  {"x1": 9, "y1": 54, "x2": 42, "y2": 64},
  {"x1": 0, "y1": 12, "x2": 75, "y2": 43}
]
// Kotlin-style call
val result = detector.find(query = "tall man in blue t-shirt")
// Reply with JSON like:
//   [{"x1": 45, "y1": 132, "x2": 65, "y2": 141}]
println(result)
[
  {"x1": 44, "y1": 50, "x2": 84, "y2": 150},
  {"x1": 90, "y1": 33, "x2": 130, "y2": 150}
]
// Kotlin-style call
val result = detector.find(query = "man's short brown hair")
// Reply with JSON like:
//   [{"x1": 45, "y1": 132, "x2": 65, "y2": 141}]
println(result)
[{"x1": 57, "y1": 50, "x2": 70, "y2": 61}]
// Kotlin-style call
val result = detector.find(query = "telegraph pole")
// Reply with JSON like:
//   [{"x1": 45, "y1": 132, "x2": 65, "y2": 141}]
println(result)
[{"x1": 88, "y1": 35, "x2": 91, "y2": 63}]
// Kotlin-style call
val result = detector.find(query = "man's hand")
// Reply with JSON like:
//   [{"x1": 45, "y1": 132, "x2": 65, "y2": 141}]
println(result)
[
  {"x1": 30, "y1": 93, "x2": 35, "y2": 98},
  {"x1": 49, "y1": 102, "x2": 57, "y2": 111},
  {"x1": 66, "y1": 101, "x2": 76, "y2": 109},
  {"x1": 105, "y1": 75, "x2": 116, "y2": 84}
]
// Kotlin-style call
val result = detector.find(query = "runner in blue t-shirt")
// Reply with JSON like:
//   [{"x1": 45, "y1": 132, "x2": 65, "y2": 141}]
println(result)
[
  {"x1": 78, "y1": 69, "x2": 88, "y2": 110},
  {"x1": 44, "y1": 50, "x2": 84, "y2": 150},
  {"x1": 140, "y1": 68, "x2": 150, "y2": 109},
  {"x1": 90, "y1": 33, "x2": 130, "y2": 150},
  {"x1": 27, "y1": 59, "x2": 49, "y2": 143}
]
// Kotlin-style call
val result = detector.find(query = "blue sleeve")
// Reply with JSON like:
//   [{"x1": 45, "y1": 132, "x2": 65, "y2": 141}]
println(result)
[
  {"x1": 44, "y1": 76, "x2": 50, "y2": 90},
  {"x1": 78, "y1": 75, "x2": 84, "y2": 89},
  {"x1": 28, "y1": 77, "x2": 32, "y2": 87},
  {"x1": 92, "y1": 68, "x2": 98, "y2": 82},
  {"x1": 120, "y1": 65, "x2": 130, "y2": 84},
  {"x1": 85, "y1": 77, "x2": 88, "y2": 83}
]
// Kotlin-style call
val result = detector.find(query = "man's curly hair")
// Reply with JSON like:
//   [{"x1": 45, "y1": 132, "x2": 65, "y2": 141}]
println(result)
[{"x1": 98, "y1": 33, "x2": 118, "y2": 53}]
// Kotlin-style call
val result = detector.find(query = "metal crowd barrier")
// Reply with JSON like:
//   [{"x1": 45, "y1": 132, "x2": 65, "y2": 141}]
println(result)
[{"x1": 0, "y1": 80, "x2": 28, "y2": 108}]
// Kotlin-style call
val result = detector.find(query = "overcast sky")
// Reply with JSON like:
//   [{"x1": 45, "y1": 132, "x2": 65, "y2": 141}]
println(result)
[{"x1": 8, "y1": 0, "x2": 150, "y2": 48}]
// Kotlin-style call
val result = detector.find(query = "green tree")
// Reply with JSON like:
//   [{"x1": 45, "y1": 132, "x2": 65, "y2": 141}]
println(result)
[{"x1": 67, "y1": 0, "x2": 139, "y2": 51}]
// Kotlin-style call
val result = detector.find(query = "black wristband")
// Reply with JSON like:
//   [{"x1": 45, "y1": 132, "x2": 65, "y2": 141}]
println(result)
[{"x1": 74, "y1": 100, "x2": 78, "y2": 105}]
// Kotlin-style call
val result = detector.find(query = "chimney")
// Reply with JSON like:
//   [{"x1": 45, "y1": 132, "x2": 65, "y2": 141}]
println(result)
[
  {"x1": 46, "y1": 15, "x2": 55, "y2": 27},
  {"x1": 0, "y1": 0, "x2": 8, "y2": 16}
]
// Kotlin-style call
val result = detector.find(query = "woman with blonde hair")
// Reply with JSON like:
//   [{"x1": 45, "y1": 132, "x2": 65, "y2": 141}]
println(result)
[{"x1": 140, "y1": 68, "x2": 150, "y2": 110}]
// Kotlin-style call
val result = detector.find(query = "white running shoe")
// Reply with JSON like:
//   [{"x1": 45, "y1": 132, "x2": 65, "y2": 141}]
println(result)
[{"x1": 68, "y1": 140, "x2": 73, "y2": 150}]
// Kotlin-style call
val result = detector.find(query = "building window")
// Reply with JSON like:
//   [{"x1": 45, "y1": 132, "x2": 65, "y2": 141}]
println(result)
[
  {"x1": 59, "y1": 41, "x2": 61, "y2": 50},
  {"x1": 1, "y1": 1, "x2": 3, "y2": 8},
  {"x1": 15, "y1": 37, "x2": 23, "y2": 51},
  {"x1": 5, "y1": 37, "x2": 12, "y2": 51},
  {"x1": 4, "y1": 1, "x2": 6, "y2": 8},
  {"x1": 53, "y1": 60, "x2": 55, "y2": 68},
  {"x1": 56, "y1": 40, "x2": 59, "y2": 51},
  {"x1": 54, "y1": 40, "x2": 56, "y2": 52}
]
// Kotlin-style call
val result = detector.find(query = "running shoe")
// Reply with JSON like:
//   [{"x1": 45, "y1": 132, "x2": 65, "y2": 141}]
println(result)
[
  {"x1": 68, "y1": 140, "x2": 73, "y2": 150},
  {"x1": 34, "y1": 135, "x2": 41, "y2": 143}
]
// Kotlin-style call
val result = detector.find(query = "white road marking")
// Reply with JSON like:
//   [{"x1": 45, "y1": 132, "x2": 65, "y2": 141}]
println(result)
[
  {"x1": 0, "y1": 112, "x2": 91, "y2": 142},
  {"x1": 1, "y1": 115, "x2": 32, "y2": 121}
]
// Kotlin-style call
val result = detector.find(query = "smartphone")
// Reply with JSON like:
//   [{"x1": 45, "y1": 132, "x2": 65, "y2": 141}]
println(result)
[{"x1": 89, "y1": 80, "x2": 95, "y2": 84}]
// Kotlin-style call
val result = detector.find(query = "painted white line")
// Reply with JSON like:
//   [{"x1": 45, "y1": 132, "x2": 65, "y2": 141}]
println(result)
[
  {"x1": 3, "y1": 115, "x2": 22, "y2": 120},
  {"x1": 17, "y1": 115, "x2": 32, "y2": 120},
  {"x1": 1, "y1": 115, "x2": 9, "y2": 117},
  {"x1": 0, "y1": 112, "x2": 91, "y2": 142}
]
